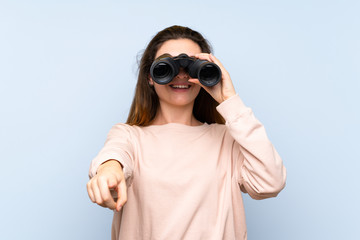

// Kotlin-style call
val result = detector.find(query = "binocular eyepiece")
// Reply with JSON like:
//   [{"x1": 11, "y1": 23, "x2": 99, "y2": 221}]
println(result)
[{"x1": 150, "y1": 53, "x2": 221, "y2": 87}]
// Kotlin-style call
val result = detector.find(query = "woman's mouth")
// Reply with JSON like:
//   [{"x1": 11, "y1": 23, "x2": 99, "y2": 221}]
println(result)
[{"x1": 170, "y1": 84, "x2": 191, "y2": 89}]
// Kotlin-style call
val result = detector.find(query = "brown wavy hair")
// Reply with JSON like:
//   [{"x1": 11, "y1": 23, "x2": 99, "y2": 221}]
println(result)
[{"x1": 126, "y1": 25, "x2": 225, "y2": 126}]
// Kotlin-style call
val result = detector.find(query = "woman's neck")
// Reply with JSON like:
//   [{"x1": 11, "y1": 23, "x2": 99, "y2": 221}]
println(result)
[{"x1": 151, "y1": 102, "x2": 202, "y2": 126}]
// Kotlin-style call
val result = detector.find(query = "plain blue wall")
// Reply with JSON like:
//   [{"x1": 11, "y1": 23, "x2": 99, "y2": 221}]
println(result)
[{"x1": 1, "y1": 1, "x2": 359, "y2": 239}]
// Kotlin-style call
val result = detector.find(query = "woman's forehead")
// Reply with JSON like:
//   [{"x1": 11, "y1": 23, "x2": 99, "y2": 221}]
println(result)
[{"x1": 155, "y1": 39, "x2": 201, "y2": 58}]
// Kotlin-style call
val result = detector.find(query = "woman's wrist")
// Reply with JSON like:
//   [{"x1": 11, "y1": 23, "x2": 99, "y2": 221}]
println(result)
[
  {"x1": 97, "y1": 159, "x2": 123, "y2": 174},
  {"x1": 221, "y1": 92, "x2": 237, "y2": 103}
]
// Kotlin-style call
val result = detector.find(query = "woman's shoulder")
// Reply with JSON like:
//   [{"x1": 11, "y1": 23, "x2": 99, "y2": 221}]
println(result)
[
  {"x1": 110, "y1": 122, "x2": 132, "y2": 131},
  {"x1": 107, "y1": 123, "x2": 139, "y2": 137}
]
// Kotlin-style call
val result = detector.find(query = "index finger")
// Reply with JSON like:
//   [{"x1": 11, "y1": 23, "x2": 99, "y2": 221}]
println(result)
[
  {"x1": 98, "y1": 177, "x2": 117, "y2": 210},
  {"x1": 116, "y1": 179, "x2": 128, "y2": 211}
]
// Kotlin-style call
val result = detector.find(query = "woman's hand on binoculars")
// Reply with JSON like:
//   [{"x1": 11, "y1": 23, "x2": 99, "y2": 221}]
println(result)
[
  {"x1": 87, "y1": 160, "x2": 127, "y2": 212},
  {"x1": 188, "y1": 53, "x2": 236, "y2": 103}
]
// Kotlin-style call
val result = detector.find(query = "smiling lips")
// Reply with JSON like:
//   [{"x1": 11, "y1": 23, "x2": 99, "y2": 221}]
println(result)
[{"x1": 170, "y1": 84, "x2": 191, "y2": 89}]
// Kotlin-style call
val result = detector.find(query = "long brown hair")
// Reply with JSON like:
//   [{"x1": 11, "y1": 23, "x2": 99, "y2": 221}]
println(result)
[{"x1": 126, "y1": 25, "x2": 225, "y2": 126}]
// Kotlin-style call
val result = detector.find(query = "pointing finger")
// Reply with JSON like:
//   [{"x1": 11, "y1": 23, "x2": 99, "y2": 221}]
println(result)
[
  {"x1": 98, "y1": 176, "x2": 116, "y2": 210},
  {"x1": 116, "y1": 179, "x2": 128, "y2": 212}
]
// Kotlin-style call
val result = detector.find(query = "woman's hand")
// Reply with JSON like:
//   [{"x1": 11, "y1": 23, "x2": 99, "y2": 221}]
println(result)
[
  {"x1": 86, "y1": 160, "x2": 127, "y2": 212},
  {"x1": 188, "y1": 53, "x2": 236, "y2": 103}
]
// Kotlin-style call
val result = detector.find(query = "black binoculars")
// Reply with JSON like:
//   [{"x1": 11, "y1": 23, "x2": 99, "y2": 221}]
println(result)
[{"x1": 150, "y1": 53, "x2": 222, "y2": 87}]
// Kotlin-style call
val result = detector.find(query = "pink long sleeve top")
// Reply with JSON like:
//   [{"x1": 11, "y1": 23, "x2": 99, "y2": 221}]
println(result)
[{"x1": 89, "y1": 95, "x2": 286, "y2": 240}]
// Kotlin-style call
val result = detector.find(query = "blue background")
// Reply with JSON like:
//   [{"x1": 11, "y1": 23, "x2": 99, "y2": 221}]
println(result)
[{"x1": 1, "y1": 0, "x2": 359, "y2": 239}]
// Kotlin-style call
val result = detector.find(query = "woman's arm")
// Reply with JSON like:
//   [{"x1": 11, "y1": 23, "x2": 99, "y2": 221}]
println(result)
[
  {"x1": 191, "y1": 53, "x2": 286, "y2": 199},
  {"x1": 217, "y1": 95, "x2": 286, "y2": 199},
  {"x1": 87, "y1": 123, "x2": 135, "y2": 210}
]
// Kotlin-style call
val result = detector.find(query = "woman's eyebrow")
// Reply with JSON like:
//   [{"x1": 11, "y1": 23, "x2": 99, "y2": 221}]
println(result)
[
  {"x1": 157, "y1": 53, "x2": 196, "y2": 58},
  {"x1": 155, "y1": 53, "x2": 173, "y2": 59}
]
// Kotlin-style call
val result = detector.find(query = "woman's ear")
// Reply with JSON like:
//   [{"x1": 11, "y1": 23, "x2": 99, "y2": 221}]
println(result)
[{"x1": 148, "y1": 74, "x2": 154, "y2": 86}]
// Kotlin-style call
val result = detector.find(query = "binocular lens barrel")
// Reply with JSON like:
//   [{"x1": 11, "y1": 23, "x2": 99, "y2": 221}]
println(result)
[
  {"x1": 150, "y1": 54, "x2": 221, "y2": 87},
  {"x1": 153, "y1": 63, "x2": 172, "y2": 79}
]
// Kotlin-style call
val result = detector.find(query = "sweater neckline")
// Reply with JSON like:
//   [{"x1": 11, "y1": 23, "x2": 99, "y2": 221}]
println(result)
[{"x1": 142, "y1": 122, "x2": 210, "y2": 132}]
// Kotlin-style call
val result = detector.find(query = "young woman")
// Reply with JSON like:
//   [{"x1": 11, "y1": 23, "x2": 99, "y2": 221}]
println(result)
[{"x1": 87, "y1": 25, "x2": 286, "y2": 240}]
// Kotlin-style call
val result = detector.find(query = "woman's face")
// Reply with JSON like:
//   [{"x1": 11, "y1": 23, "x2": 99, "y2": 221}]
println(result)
[{"x1": 150, "y1": 38, "x2": 202, "y2": 108}]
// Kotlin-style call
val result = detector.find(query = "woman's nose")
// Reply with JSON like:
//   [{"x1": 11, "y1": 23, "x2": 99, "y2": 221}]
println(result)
[{"x1": 175, "y1": 68, "x2": 189, "y2": 79}]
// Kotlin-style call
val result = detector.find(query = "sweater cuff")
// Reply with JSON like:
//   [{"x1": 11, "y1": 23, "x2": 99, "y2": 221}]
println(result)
[
  {"x1": 216, "y1": 94, "x2": 250, "y2": 123},
  {"x1": 89, "y1": 152, "x2": 133, "y2": 182}
]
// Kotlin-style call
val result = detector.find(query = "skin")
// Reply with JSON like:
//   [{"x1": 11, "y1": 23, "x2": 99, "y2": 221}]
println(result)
[
  {"x1": 87, "y1": 38, "x2": 237, "y2": 211},
  {"x1": 149, "y1": 39, "x2": 203, "y2": 126}
]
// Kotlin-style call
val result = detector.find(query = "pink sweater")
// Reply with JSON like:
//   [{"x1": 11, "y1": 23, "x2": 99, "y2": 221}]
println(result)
[{"x1": 89, "y1": 95, "x2": 286, "y2": 240}]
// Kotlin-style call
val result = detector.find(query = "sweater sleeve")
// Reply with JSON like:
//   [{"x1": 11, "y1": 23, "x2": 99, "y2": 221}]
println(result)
[
  {"x1": 88, "y1": 123, "x2": 135, "y2": 185},
  {"x1": 216, "y1": 95, "x2": 286, "y2": 200}
]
